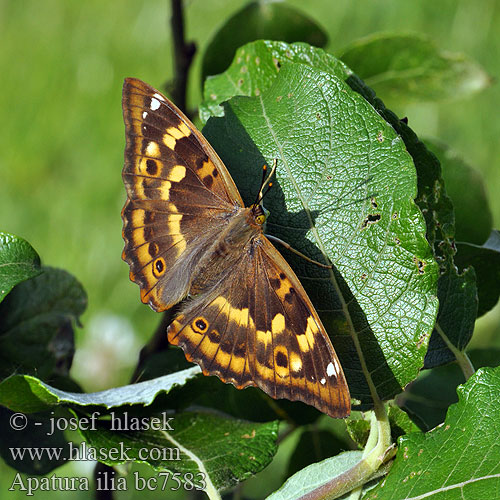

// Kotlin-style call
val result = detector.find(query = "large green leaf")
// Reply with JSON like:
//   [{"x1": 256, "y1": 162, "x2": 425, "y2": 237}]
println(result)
[
  {"x1": 0, "y1": 267, "x2": 86, "y2": 380},
  {"x1": 455, "y1": 230, "x2": 500, "y2": 317},
  {"x1": 203, "y1": 57, "x2": 438, "y2": 404},
  {"x1": 365, "y1": 367, "x2": 500, "y2": 499},
  {"x1": 81, "y1": 412, "x2": 278, "y2": 495},
  {"x1": 201, "y1": 1, "x2": 327, "y2": 82},
  {"x1": 0, "y1": 231, "x2": 41, "y2": 303},
  {"x1": 339, "y1": 32, "x2": 491, "y2": 105}
]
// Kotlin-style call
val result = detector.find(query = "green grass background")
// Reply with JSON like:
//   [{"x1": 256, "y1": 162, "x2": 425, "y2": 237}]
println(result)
[{"x1": 1, "y1": 0, "x2": 499, "y2": 497}]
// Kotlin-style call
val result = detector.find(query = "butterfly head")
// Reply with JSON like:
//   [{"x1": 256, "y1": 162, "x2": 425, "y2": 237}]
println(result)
[{"x1": 250, "y1": 203, "x2": 269, "y2": 226}]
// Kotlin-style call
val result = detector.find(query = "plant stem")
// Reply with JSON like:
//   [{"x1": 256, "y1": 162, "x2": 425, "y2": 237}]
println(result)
[
  {"x1": 435, "y1": 323, "x2": 475, "y2": 380},
  {"x1": 169, "y1": 0, "x2": 196, "y2": 113}
]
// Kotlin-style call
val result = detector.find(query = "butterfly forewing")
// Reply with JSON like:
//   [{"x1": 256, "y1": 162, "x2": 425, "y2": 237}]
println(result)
[{"x1": 122, "y1": 78, "x2": 242, "y2": 311}]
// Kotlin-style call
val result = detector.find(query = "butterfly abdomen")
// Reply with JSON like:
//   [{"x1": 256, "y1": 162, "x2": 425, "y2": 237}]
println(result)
[{"x1": 188, "y1": 208, "x2": 260, "y2": 294}]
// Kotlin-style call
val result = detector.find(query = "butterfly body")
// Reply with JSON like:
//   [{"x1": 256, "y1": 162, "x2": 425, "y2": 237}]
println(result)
[
  {"x1": 186, "y1": 205, "x2": 265, "y2": 295},
  {"x1": 122, "y1": 78, "x2": 350, "y2": 418}
]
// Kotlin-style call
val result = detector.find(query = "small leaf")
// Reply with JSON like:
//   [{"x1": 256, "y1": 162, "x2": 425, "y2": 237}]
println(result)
[
  {"x1": 345, "y1": 412, "x2": 371, "y2": 449},
  {"x1": 455, "y1": 230, "x2": 500, "y2": 317},
  {"x1": 0, "y1": 231, "x2": 41, "y2": 302},
  {"x1": 0, "y1": 367, "x2": 201, "y2": 414},
  {"x1": 387, "y1": 404, "x2": 419, "y2": 440},
  {"x1": 365, "y1": 367, "x2": 500, "y2": 499},
  {"x1": 80, "y1": 411, "x2": 279, "y2": 494},
  {"x1": 201, "y1": 1, "x2": 327, "y2": 82},
  {"x1": 425, "y1": 140, "x2": 493, "y2": 245},
  {"x1": 269, "y1": 450, "x2": 389, "y2": 500},
  {"x1": 0, "y1": 267, "x2": 86, "y2": 380},
  {"x1": 424, "y1": 267, "x2": 478, "y2": 368},
  {"x1": 339, "y1": 32, "x2": 492, "y2": 105},
  {"x1": 346, "y1": 406, "x2": 418, "y2": 448}
]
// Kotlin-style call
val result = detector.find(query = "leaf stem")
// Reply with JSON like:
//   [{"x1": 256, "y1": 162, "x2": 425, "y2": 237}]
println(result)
[{"x1": 435, "y1": 323, "x2": 475, "y2": 380}]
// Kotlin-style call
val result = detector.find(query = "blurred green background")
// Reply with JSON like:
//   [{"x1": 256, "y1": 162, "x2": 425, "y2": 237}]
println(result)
[{"x1": 1, "y1": 0, "x2": 499, "y2": 496}]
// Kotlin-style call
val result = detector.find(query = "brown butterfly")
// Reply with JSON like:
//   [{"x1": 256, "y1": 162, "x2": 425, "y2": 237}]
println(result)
[{"x1": 121, "y1": 78, "x2": 350, "y2": 418}]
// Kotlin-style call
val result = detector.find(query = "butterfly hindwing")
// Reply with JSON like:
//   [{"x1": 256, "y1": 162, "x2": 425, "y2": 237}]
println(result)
[
  {"x1": 167, "y1": 235, "x2": 350, "y2": 418},
  {"x1": 255, "y1": 237, "x2": 350, "y2": 417},
  {"x1": 121, "y1": 78, "x2": 242, "y2": 311}
]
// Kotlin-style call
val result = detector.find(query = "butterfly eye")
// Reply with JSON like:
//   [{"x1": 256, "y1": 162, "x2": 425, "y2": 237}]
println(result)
[{"x1": 255, "y1": 214, "x2": 266, "y2": 225}]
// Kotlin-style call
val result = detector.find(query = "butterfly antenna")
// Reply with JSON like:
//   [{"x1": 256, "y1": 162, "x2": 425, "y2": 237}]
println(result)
[{"x1": 256, "y1": 158, "x2": 278, "y2": 205}]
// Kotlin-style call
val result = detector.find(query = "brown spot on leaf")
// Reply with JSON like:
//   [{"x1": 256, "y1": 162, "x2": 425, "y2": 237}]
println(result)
[{"x1": 361, "y1": 213, "x2": 381, "y2": 229}]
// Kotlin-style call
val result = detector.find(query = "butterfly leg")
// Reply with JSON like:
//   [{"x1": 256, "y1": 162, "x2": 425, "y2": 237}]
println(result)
[{"x1": 265, "y1": 234, "x2": 332, "y2": 269}]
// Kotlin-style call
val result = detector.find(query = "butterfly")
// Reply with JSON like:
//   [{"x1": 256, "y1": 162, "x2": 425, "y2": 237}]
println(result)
[{"x1": 121, "y1": 78, "x2": 350, "y2": 418}]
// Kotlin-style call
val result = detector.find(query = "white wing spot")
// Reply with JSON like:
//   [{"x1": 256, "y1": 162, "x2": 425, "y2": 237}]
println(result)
[
  {"x1": 142, "y1": 111, "x2": 148, "y2": 119},
  {"x1": 150, "y1": 98, "x2": 161, "y2": 110},
  {"x1": 320, "y1": 378, "x2": 326, "y2": 385},
  {"x1": 327, "y1": 362, "x2": 335, "y2": 377},
  {"x1": 153, "y1": 92, "x2": 166, "y2": 102}
]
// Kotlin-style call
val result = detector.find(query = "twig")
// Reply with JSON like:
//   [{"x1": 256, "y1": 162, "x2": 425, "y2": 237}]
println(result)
[
  {"x1": 129, "y1": 309, "x2": 175, "y2": 383},
  {"x1": 91, "y1": 2, "x2": 194, "y2": 492},
  {"x1": 168, "y1": 0, "x2": 196, "y2": 113}
]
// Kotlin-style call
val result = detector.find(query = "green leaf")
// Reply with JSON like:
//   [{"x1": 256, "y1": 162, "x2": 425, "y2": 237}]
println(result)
[
  {"x1": 80, "y1": 411, "x2": 278, "y2": 494},
  {"x1": 339, "y1": 32, "x2": 492, "y2": 105},
  {"x1": 203, "y1": 59, "x2": 438, "y2": 404},
  {"x1": 269, "y1": 450, "x2": 362, "y2": 499},
  {"x1": 365, "y1": 367, "x2": 500, "y2": 499},
  {"x1": 0, "y1": 267, "x2": 86, "y2": 380},
  {"x1": 201, "y1": 1, "x2": 327, "y2": 82},
  {"x1": 0, "y1": 367, "x2": 201, "y2": 414},
  {"x1": 424, "y1": 267, "x2": 477, "y2": 368},
  {"x1": 455, "y1": 230, "x2": 500, "y2": 317},
  {"x1": 0, "y1": 231, "x2": 41, "y2": 302},
  {"x1": 425, "y1": 140, "x2": 493, "y2": 245},
  {"x1": 268, "y1": 450, "x2": 389, "y2": 500},
  {"x1": 387, "y1": 404, "x2": 419, "y2": 440}
]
